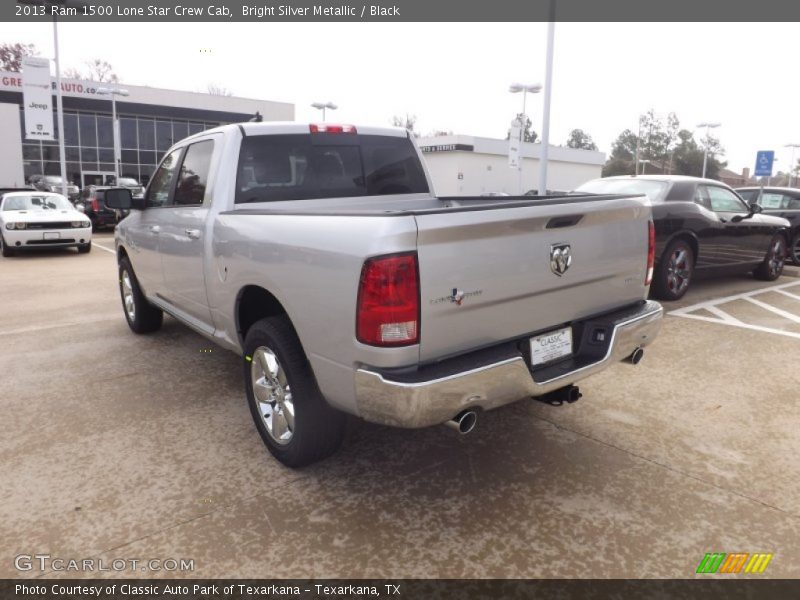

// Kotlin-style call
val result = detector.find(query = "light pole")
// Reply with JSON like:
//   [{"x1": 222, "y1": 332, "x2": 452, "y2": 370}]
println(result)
[
  {"x1": 538, "y1": 17, "x2": 556, "y2": 195},
  {"x1": 638, "y1": 159, "x2": 651, "y2": 174},
  {"x1": 509, "y1": 83, "x2": 542, "y2": 194},
  {"x1": 97, "y1": 87, "x2": 130, "y2": 184},
  {"x1": 311, "y1": 101, "x2": 337, "y2": 122},
  {"x1": 697, "y1": 122, "x2": 721, "y2": 178},
  {"x1": 784, "y1": 143, "x2": 800, "y2": 187}
]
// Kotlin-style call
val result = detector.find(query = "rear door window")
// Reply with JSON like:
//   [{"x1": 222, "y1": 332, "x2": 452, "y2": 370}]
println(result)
[{"x1": 235, "y1": 133, "x2": 428, "y2": 203}]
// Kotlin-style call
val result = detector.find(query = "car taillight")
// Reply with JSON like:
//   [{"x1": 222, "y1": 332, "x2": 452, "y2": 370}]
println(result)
[
  {"x1": 645, "y1": 220, "x2": 655, "y2": 286},
  {"x1": 356, "y1": 253, "x2": 419, "y2": 346},
  {"x1": 91, "y1": 199, "x2": 100, "y2": 212},
  {"x1": 309, "y1": 124, "x2": 357, "y2": 134}
]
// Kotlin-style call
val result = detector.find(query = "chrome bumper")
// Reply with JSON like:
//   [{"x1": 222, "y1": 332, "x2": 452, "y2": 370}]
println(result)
[{"x1": 354, "y1": 300, "x2": 663, "y2": 428}]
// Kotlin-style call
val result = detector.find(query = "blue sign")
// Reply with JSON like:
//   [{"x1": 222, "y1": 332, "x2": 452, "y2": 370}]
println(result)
[{"x1": 755, "y1": 150, "x2": 775, "y2": 177}]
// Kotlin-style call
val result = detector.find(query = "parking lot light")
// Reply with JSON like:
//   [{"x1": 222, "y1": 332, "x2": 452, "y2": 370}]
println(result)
[
  {"x1": 96, "y1": 87, "x2": 130, "y2": 184},
  {"x1": 311, "y1": 101, "x2": 337, "y2": 122},
  {"x1": 696, "y1": 122, "x2": 721, "y2": 178},
  {"x1": 509, "y1": 83, "x2": 542, "y2": 194}
]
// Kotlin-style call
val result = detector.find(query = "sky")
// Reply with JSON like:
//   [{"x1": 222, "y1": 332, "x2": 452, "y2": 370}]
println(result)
[{"x1": 1, "y1": 21, "x2": 798, "y2": 174}]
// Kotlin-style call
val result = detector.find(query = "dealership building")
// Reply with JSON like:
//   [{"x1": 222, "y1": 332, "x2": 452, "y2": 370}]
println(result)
[
  {"x1": 0, "y1": 72, "x2": 294, "y2": 188},
  {"x1": 417, "y1": 134, "x2": 604, "y2": 195}
]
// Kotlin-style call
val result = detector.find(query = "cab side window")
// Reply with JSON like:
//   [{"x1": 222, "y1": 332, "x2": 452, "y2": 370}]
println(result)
[
  {"x1": 146, "y1": 149, "x2": 182, "y2": 208},
  {"x1": 702, "y1": 186, "x2": 747, "y2": 212},
  {"x1": 172, "y1": 141, "x2": 214, "y2": 206},
  {"x1": 693, "y1": 186, "x2": 710, "y2": 210}
]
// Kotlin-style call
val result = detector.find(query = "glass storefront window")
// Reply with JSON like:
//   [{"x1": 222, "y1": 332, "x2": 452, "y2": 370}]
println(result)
[
  {"x1": 98, "y1": 148, "x2": 114, "y2": 163},
  {"x1": 64, "y1": 114, "x2": 79, "y2": 145},
  {"x1": 22, "y1": 145, "x2": 41, "y2": 160},
  {"x1": 79, "y1": 114, "x2": 97, "y2": 147},
  {"x1": 97, "y1": 116, "x2": 113, "y2": 148},
  {"x1": 156, "y1": 120, "x2": 173, "y2": 151},
  {"x1": 65, "y1": 147, "x2": 80, "y2": 161},
  {"x1": 173, "y1": 121, "x2": 189, "y2": 142},
  {"x1": 138, "y1": 119, "x2": 155, "y2": 149},
  {"x1": 42, "y1": 146, "x2": 60, "y2": 161},
  {"x1": 120, "y1": 118, "x2": 137, "y2": 149}
]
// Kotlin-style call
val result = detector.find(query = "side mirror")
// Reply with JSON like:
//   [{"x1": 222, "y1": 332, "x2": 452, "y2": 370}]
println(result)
[
  {"x1": 749, "y1": 202, "x2": 763, "y2": 214},
  {"x1": 104, "y1": 187, "x2": 142, "y2": 210}
]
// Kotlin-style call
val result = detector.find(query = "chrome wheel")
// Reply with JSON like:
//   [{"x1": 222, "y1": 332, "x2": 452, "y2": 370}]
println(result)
[
  {"x1": 121, "y1": 271, "x2": 136, "y2": 322},
  {"x1": 766, "y1": 238, "x2": 786, "y2": 278},
  {"x1": 666, "y1": 247, "x2": 691, "y2": 295},
  {"x1": 251, "y1": 346, "x2": 295, "y2": 445}
]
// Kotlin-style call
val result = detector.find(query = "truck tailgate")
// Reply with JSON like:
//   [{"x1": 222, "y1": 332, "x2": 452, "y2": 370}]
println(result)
[{"x1": 415, "y1": 195, "x2": 651, "y2": 362}]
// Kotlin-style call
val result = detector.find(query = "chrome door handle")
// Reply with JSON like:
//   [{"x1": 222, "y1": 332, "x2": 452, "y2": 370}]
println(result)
[
  {"x1": 185, "y1": 229, "x2": 201, "y2": 240},
  {"x1": 149, "y1": 225, "x2": 160, "y2": 234}
]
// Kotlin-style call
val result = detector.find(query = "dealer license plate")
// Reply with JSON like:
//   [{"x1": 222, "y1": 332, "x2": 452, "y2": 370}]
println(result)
[
  {"x1": 43, "y1": 232, "x2": 60, "y2": 240},
  {"x1": 530, "y1": 326, "x2": 572, "y2": 366}
]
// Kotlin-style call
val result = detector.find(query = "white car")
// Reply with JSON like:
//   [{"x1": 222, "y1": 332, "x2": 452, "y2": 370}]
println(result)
[{"x1": 0, "y1": 192, "x2": 92, "y2": 257}]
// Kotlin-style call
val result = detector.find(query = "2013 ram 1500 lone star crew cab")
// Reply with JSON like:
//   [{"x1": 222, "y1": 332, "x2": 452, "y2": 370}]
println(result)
[{"x1": 106, "y1": 122, "x2": 663, "y2": 467}]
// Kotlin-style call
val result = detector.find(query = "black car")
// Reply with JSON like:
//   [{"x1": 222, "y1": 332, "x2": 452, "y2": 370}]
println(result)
[
  {"x1": 575, "y1": 176, "x2": 791, "y2": 301},
  {"x1": 736, "y1": 186, "x2": 800, "y2": 265},
  {"x1": 28, "y1": 174, "x2": 81, "y2": 202},
  {"x1": 79, "y1": 186, "x2": 128, "y2": 230}
]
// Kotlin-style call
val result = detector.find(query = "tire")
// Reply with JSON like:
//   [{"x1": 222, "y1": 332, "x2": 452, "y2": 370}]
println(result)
[
  {"x1": 243, "y1": 316, "x2": 346, "y2": 468},
  {"x1": 1, "y1": 235, "x2": 14, "y2": 258},
  {"x1": 753, "y1": 235, "x2": 787, "y2": 281},
  {"x1": 118, "y1": 257, "x2": 163, "y2": 333},
  {"x1": 789, "y1": 233, "x2": 800, "y2": 266},
  {"x1": 78, "y1": 241, "x2": 92, "y2": 254},
  {"x1": 652, "y1": 238, "x2": 694, "y2": 301}
]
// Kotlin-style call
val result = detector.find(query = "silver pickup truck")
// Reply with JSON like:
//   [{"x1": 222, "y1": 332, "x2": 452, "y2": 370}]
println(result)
[{"x1": 106, "y1": 122, "x2": 663, "y2": 467}]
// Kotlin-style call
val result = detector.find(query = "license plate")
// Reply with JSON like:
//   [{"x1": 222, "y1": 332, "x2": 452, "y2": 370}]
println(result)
[
  {"x1": 43, "y1": 232, "x2": 60, "y2": 240},
  {"x1": 530, "y1": 326, "x2": 572, "y2": 366}
]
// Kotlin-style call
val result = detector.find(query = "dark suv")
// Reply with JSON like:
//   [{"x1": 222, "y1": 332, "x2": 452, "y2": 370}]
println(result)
[
  {"x1": 737, "y1": 187, "x2": 800, "y2": 265},
  {"x1": 29, "y1": 175, "x2": 80, "y2": 201},
  {"x1": 80, "y1": 186, "x2": 128, "y2": 230}
]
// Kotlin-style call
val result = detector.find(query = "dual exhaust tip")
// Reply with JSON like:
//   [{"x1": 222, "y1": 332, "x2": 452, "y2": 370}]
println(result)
[
  {"x1": 445, "y1": 409, "x2": 478, "y2": 435},
  {"x1": 444, "y1": 347, "x2": 644, "y2": 434}
]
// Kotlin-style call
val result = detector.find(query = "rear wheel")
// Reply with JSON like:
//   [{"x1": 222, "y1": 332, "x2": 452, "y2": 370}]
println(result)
[
  {"x1": 118, "y1": 257, "x2": 163, "y2": 333},
  {"x1": 753, "y1": 235, "x2": 786, "y2": 281},
  {"x1": 1, "y1": 235, "x2": 14, "y2": 258},
  {"x1": 243, "y1": 316, "x2": 346, "y2": 468},
  {"x1": 652, "y1": 239, "x2": 694, "y2": 301}
]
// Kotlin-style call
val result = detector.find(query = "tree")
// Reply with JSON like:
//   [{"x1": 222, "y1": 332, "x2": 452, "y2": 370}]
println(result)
[
  {"x1": 392, "y1": 114, "x2": 419, "y2": 137},
  {"x1": 565, "y1": 129, "x2": 598, "y2": 151},
  {"x1": 64, "y1": 59, "x2": 119, "y2": 82},
  {"x1": 671, "y1": 129, "x2": 726, "y2": 179},
  {"x1": 0, "y1": 42, "x2": 37, "y2": 72},
  {"x1": 505, "y1": 114, "x2": 538, "y2": 143},
  {"x1": 207, "y1": 83, "x2": 233, "y2": 96},
  {"x1": 610, "y1": 129, "x2": 639, "y2": 161}
]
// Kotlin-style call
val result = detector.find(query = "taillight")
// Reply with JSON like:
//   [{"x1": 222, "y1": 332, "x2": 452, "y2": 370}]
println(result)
[
  {"x1": 645, "y1": 220, "x2": 655, "y2": 286},
  {"x1": 356, "y1": 253, "x2": 419, "y2": 346},
  {"x1": 91, "y1": 199, "x2": 100, "y2": 212},
  {"x1": 310, "y1": 124, "x2": 357, "y2": 134}
]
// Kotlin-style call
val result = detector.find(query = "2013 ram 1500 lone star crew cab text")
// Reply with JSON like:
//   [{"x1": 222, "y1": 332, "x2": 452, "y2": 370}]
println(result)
[{"x1": 106, "y1": 122, "x2": 663, "y2": 467}]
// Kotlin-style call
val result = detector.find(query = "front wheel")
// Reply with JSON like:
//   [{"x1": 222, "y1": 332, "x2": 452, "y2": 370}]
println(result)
[
  {"x1": 78, "y1": 241, "x2": 92, "y2": 254},
  {"x1": 1, "y1": 235, "x2": 14, "y2": 258},
  {"x1": 243, "y1": 316, "x2": 346, "y2": 468},
  {"x1": 753, "y1": 235, "x2": 786, "y2": 281},
  {"x1": 118, "y1": 257, "x2": 163, "y2": 333},
  {"x1": 652, "y1": 239, "x2": 694, "y2": 301}
]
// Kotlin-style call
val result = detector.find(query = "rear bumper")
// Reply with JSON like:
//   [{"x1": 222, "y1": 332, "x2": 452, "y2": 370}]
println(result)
[{"x1": 354, "y1": 300, "x2": 663, "y2": 428}]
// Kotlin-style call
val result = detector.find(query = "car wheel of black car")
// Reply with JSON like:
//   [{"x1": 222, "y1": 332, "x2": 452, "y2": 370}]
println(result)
[
  {"x1": 790, "y1": 233, "x2": 800, "y2": 266},
  {"x1": 78, "y1": 242, "x2": 92, "y2": 254},
  {"x1": 243, "y1": 315, "x2": 346, "y2": 468},
  {"x1": 653, "y1": 239, "x2": 694, "y2": 301},
  {"x1": 119, "y1": 257, "x2": 163, "y2": 333},
  {"x1": 1, "y1": 235, "x2": 14, "y2": 257},
  {"x1": 753, "y1": 235, "x2": 786, "y2": 281}
]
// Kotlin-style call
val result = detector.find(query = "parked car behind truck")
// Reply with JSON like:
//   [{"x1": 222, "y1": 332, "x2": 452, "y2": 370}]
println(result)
[
  {"x1": 106, "y1": 122, "x2": 663, "y2": 467},
  {"x1": 736, "y1": 186, "x2": 800, "y2": 264},
  {"x1": 575, "y1": 176, "x2": 791, "y2": 301}
]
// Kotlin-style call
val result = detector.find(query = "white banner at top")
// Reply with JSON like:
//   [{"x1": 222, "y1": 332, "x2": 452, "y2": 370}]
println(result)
[{"x1": 22, "y1": 57, "x2": 54, "y2": 141}]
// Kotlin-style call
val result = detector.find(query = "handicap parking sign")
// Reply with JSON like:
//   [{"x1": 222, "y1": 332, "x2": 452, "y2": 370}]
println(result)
[{"x1": 755, "y1": 150, "x2": 774, "y2": 177}]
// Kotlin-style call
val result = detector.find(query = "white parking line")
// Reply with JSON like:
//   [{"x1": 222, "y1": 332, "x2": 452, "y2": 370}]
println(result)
[
  {"x1": 93, "y1": 243, "x2": 116, "y2": 255},
  {"x1": 669, "y1": 281, "x2": 800, "y2": 340}
]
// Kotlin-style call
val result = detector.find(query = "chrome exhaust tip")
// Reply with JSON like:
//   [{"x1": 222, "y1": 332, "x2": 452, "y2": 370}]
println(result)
[
  {"x1": 629, "y1": 347, "x2": 644, "y2": 365},
  {"x1": 445, "y1": 410, "x2": 478, "y2": 435}
]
